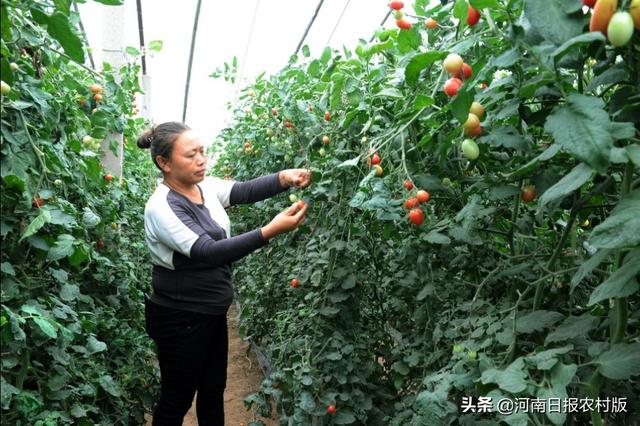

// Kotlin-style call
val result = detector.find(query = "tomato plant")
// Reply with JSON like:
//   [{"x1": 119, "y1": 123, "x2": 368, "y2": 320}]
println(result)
[
  {"x1": 1, "y1": 1, "x2": 159, "y2": 424},
  {"x1": 213, "y1": 0, "x2": 639, "y2": 424}
]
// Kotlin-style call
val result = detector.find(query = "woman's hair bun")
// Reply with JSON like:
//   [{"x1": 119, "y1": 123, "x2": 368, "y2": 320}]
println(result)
[{"x1": 136, "y1": 128, "x2": 155, "y2": 149}]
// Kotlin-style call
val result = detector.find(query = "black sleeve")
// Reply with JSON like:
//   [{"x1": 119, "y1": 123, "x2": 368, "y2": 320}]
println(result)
[
  {"x1": 190, "y1": 228, "x2": 268, "y2": 266},
  {"x1": 229, "y1": 172, "x2": 289, "y2": 205}
]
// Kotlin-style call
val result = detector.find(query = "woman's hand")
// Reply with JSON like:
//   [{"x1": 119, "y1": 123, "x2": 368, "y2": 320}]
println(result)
[
  {"x1": 261, "y1": 202, "x2": 307, "y2": 240},
  {"x1": 279, "y1": 169, "x2": 312, "y2": 189}
]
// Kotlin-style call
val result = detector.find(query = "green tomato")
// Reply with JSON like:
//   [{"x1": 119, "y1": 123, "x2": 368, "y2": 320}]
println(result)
[
  {"x1": 442, "y1": 177, "x2": 452, "y2": 186},
  {"x1": 607, "y1": 12, "x2": 634, "y2": 47},
  {"x1": 461, "y1": 139, "x2": 479, "y2": 160},
  {"x1": 10, "y1": 63, "x2": 19, "y2": 72},
  {"x1": 289, "y1": 194, "x2": 298, "y2": 203},
  {"x1": 319, "y1": 148, "x2": 326, "y2": 157},
  {"x1": 82, "y1": 135, "x2": 94, "y2": 145},
  {"x1": 53, "y1": 179, "x2": 63, "y2": 187},
  {"x1": 467, "y1": 350, "x2": 477, "y2": 360},
  {"x1": 0, "y1": 80, "x2": 11, "y2": 96},
  {"x1": 453, "y1": 344, "x2": 463, "y2": 353}
]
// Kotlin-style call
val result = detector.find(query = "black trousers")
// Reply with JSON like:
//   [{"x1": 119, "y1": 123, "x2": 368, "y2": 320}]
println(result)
[{"x1": 145, "y1": 296, "x2": 228, "y2": 426}]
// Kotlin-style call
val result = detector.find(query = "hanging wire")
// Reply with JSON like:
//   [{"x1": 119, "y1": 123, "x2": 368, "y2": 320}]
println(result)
[
  {"x1": 73, "y1": 3, "x2": 95, "y2": 70},
  {"x1": 234, "y1": 0, "x2": 261, "y2": 102},
  {"x1": 135, "y1": 0, "x2": 147, "y2": 75},
  {"x1": 182, "y1": 0, "x2": 203, "y2": 123},
  {"x1": 325, "y1": 0, "x2": 352, "y2": 47},
  {"x1": 293, "y1": 0, "x2": 325, "y2": 56}
]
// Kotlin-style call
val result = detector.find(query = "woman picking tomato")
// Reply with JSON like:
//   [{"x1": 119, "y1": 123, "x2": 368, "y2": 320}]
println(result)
[{"x1": 137, "y1": 122, "x2": 310, "y2": 425}]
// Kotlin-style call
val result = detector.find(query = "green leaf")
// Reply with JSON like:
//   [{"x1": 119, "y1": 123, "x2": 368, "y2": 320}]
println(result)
[
  {"x1": 589, "y1": 189, "x2": 640, "y2": 249},
  {"x1": 470, "y1": 0, "x2": 499, "y2": 8},
  {"x1": 524, "y1": 0, "x2": 585, "y2": 46},
  {"x1": 570, "y1": 249, "x2": 612, "y2": 291},
  {"x1": 450, "y1": 90, "x2": 473, "y2": 124},
  {"x1": 545, "y1": 314, "x2": 599, "y2": 345},
  {"x1": 588, "y1": 249, "x2": 640, "y2": 306},
  {"x1": 46, "y1": 12, "x2": 85, "y2": 63},
  {"x1": 98, "y1": 375, "x2": 122, "y2": 397},
  {"x1": 320, "y1": 47, "x2": 332, "y2": 65},
  {"x1": 480, "y1": 357, "x2": 528, "y2": 393},
  {"x1": 537, "y1": 163, "x2": 593, "y2": 209},
  {"x1": 537, "y1": 386, "x2": 567, "y2": 425},
  {"x1": 1, "y1": 376, "x2": 20, "y2": 410},
  {"x1": 550, "y1": 363, "x2": 577, "y2": 388},
  {"x1": 552, "y1": 32, "x2": 605, "y2": 61},
  {"x1": 397, "y1": 27, "x2": 421, "y2": 53},
  {"x1": 544, "y1": 95, "x2": 613, "y2": 173},
  {"x1": 82, "y1": 208, "x2": 101, "y2": 228},
  {"x1": 47, "y1": 234, "x2": 76, "y2": 261},
  {"x1": 405, "y1": 51, "x2": 447, "y2": 86},
  {"x1": 19, "y1": 209, "x2": 51, "y2": 242},
  {"x1": 587, "y1": 64, "x2": 628, "y2": 92},
  {"x1": 453, "y1": 0, "x2": 469, "y2": 21},
  {"x1": 333, "y1": 410, "x2": 357, "y2": 424},
  {"x1": 88, "y1": 335, "x2": 107, "y2": 354},
  {"x1": 33, "y1": 316, "x2": 57, "y2": 339},
  {"x1": 526, "y1": 345, "x2": 573, "y2": 370},
  {"x1": 422, "y1": 231, "x2": 451, "y2": 245},
  {"x1": 1, "y1": 262, "x2": 15, "y2": 276},
  {"x1": 595, "y1": 343, "x2": 640, "y2": 380},
  {"x1": 493, "y1": 49, "x2": 520, "y2": 68},
  {"x1": 93, "y1": 0, "x2": 124, "y2": 4},
  {"x1": 60, "y1": 284, "x2": 79, "y2": 302},
  {"x1": 301, "y1": 45, "x2": 310, "y2": 57},
  {"x1": 125, "y1": 46, "x2": 139, "y2": 56},
  {"x1": 504, "y1": 145, "x2": 561, "y2": 178},
  {"x1": 482, "y1": 126, "x2": 528, "y2": 150},
  {"x1": 299, "y1": 391, "x2": 316, "y2": 412},
  {"x1": 375, "y1": 88, "x2": 403, "y2": 98},
  {"x1": 515, "y1": 310, "x2": 564, "y2": 334},
  {"x1": 626, "y1": 145, "x2": 640, "y2": 168},
  {"x1": 148, "y1": 40, "x2": 163, "y2": 53}
]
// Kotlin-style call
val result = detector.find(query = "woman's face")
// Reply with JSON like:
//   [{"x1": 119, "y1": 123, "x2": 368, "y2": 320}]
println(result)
[{"x1": 158, "y1": 130, "x2": 208, "y2": 184}]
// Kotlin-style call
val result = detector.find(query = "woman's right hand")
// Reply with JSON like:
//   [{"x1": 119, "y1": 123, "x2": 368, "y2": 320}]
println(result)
[{"x1": 261, "y1": 202, "x2": 307, "y2": 240}]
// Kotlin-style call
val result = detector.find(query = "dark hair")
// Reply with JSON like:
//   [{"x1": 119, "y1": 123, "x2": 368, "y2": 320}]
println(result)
[{"x1": 137, "y1": 122, "x2": 190, "y2": 170}]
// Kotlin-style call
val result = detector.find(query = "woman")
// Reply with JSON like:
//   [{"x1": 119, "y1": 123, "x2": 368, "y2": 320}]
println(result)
[{"x1": 137, "y1": 121, "x2": 311, "y2": 425}]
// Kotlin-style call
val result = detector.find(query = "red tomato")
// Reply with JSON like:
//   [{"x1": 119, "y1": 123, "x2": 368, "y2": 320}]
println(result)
[
  {"x1": 390, "y1": 1, "x2": 404, "y2": 10},
  {"x1": 467, "y1": 6, "x2": 480, "y2": 26},
  {"x1": 409, "y1": 208, "x2": 424, "y2": 225},
  {"x1": 443, "y1": 78, "x2": 463, "y2": 96},
  {"x1": 284, "y1": 120, "x2": 292, "y2": 128},
  {"x1": 290, "y1": 278, "x2": 300, "y2": 288},
  {"x1": 105, "y1": 174, "x2": 113, "y2": 182},
  {"x1": 371, "y1": 153, "x2": 381, "y2": 165},
  {"x1": 327, "y1": 404, "x2": 337, "y2": 414},
  {"x1": 403, "y1": 179, "x2": 414, "y2": 190},
  {"x1": 521, "y1": 185, "x2": 536, "y2": 202},
  {"x1": 425, "y1": 18, "x2": 438, "y2": 29},
  {"x1": 324, "y1": 111, "x2": 331, "y2": 121},
  {"x1": 454, "y1": 63, "x2": 473, "y2": 80},
  {"x1": 416, "y1": 190, "x2": 430, "y2": 203},
  {"x1": 404, "y1": 197, "x2": 419, "y2": 209},
  {"x1": 583, "y1": 0, "x2": 597, "y2": 7},
  {"x1": 396, "y1": 19, "x2": 412, "y2": 30}
]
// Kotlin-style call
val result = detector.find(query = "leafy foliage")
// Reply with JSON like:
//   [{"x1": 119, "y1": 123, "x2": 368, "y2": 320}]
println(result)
[
  {"x1": 1, "y1": 1, "x2": 159, "y2": 424},
  {"x1": 212, "y1": 0, "x2": 639, "y2": 424}
]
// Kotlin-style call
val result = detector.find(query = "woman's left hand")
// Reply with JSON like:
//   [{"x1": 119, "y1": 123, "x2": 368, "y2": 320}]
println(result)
[{"x1": 280, "y1": 169, "x2": 312, "y2": 189}]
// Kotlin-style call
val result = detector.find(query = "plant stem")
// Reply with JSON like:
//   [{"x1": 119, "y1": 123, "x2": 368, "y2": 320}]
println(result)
[{"x1": 611, "y1": 161, "x2": 634, "y2": 344}]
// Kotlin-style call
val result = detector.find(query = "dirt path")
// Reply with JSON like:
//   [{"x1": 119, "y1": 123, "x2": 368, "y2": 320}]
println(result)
[{"x1": 145, "y1": 304, "x2": 279, "y2": 426}]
